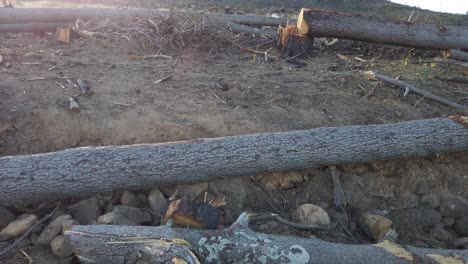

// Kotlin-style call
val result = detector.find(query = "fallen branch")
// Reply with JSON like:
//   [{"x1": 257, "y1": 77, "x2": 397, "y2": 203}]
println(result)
[
  {"x1": 434, "y1": 76, "x2": 468, "y2": 84},
  {"x1": 364, "y1": 71, "x2": 467, "y2": 110},
  {"x1": 65, "y1": 212, "x2": 468, "y2": 263},
  {"x1": 297, "y1": 9, "x2": 468, "y2": 50},
  {"x1": 1, "y1": 117, "x2": 467, "y2": 206}
]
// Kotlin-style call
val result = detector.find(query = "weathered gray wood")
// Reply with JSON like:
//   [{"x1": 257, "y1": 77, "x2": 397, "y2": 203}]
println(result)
[
  {"x1": 0, "y1": 118, "x2": 467, "y2": 206},
  {"x1": 0, "y1": 8, "x2": 287, "y2": 26},
  {"x1": 297, "y1": 9, "x2": 468, "y2": 50},
  {"x1": 65, "y1": 213, "x2": 468, "y2": 263},
  {"x1": 0, "y1": 22, "x2": 70, "y2": 33},
  {"x1": 365, "y1": 71, "x2": 468, "y2": 110},
  {"x1": 447, "y1": 49, "x2": 468, "y2": 62}
]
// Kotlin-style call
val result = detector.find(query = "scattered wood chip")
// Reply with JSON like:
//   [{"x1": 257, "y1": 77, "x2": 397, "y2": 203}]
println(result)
[
  {"x1": 162, "y1": 199, "x2": 220, "y2": 229},
  {"x1": 111, "y1": 101, "x2": 135, "y2": 107},
  {"x1": 69, "y1": 98, "x2": 80, "y2": 112},
  {"x1": 21, "y1": 62, "x2": 42, "y2": 65},
  {"x1": 154, "y1": 74, "x2": 173, "y2": 84},
  {"x1": 337, "y1": 54, "x2": 348, "y2": 62},
  {"x1": 0, "y1": 55, "x2": 3, "y2": 65},
  {"x1": 25, "y1": 77, "x2": 49, "y2": 82},
  {"x1": 354, "y1": 57, "x2": 366, "y2": 62}
]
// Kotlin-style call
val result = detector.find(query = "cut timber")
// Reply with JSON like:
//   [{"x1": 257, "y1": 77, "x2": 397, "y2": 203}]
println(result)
[
  {"x1": 297, "y1": 9, "x2": 468, "y2": 50},
  {"x1": 0, "y1": 22, "x2": 71, "y2": 33},
  {"x1": 0, "y1": 8, "x2": 288, "y2": 27},
  {"x1": 227, "y1": 22, "x2": 277, "y2": 37},
  {"x1": 278, "y1": 25, "x2": 314, "y2": 57},
  {"x1": 1, "y1": 118, "x2": 468, "y2": 206},
  {"x1": 443, "y1": 49, "x2": 468, "y2": 62},
  {"x1": 65, "y1": 213, "x2": 468, "y2": 263}
]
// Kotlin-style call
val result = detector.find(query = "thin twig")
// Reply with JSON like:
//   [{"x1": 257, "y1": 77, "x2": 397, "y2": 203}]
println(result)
[
  {"x1": 0, "y1": 202, "x2": 61, "y2": 257},
  {"x1": 20, "y1": 249, "x2": 33, "y2": 264}
]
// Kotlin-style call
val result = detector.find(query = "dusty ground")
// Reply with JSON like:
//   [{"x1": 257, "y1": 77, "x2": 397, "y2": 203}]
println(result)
[{"x1": 0, "y1": 10, "x2": 468, "y2": 263}]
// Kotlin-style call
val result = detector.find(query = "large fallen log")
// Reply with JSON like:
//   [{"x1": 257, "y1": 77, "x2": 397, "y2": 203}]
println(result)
[
  {"x1": 0, "y1": 117, "x2": 467, "y2": 206},
  {"x1": 296, "y1": 9, "x2": 468, "y2": 50},
  {"x1": 65, "y1": 213, "x2": 468, "y2": 263},
  {"x1": 0, "y1": 22, "x2": 71, "y2": 33},
  {"x1": 0, "y1": 8, "x2": 288, "y2": 26}
]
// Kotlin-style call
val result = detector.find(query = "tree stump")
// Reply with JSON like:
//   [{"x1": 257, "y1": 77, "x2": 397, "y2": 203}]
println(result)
[{"x1": 278, "y1": 25, "x2": 314, "y2": 57}]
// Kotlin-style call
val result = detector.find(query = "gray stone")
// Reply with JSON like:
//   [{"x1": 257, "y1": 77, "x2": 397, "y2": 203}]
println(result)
[
  {"x1": 413, "y1": 180, "x2": 428, "y2": 195},
  {"x1": 37, "y1": 215, "x2": 72, "y2": 245},
  {"x1": 69, "y1": 196, "x2": 102, "y2": 224},
  {"x1": 399, "y1": 192, "x2": 419, "y2": 209},
  {"x1": 442, "y1": 217, "x2": 455, "y2": 227},
  {"x1": 405, "y1": 207, "x2": 441, "y2": 228},
  {"x1": 112, "y1": 206, "x2": 152, "y2": 225},
  {"x1": 420, "y1": 193, "x2": 440, "y2": 209},
  {"x1": 293, "y1": 204, "x2": 330, "y2": 226},
  {"x1": 119, "y1": 191, "x2": 141, "y2": 208},
  {"x1": 429, "y1": 223, "x2": 454, "y2": 242},
  {"x1": 439, "y1": 192, "x2": 468, "y2": 218},
  {"x1": 61, "y1": 219, "x2": 79, "y2": 234},
  {"x1": 97, "y1": 212, "x2": 138, "y2": 226},
  {"x1": 0, "y1": 214, "x2": 37, "y2": 242},
  {"x1": 51, "y1": 235, "x2": 74, "y2": 258},
  {"x1": 454, "y1": 217, "x2": 468, "y2": 235},
  {"x1": 209, "y1": 179, "x2": 247, "y2": 217},
  {"x1": 148, "y1": 189, "x2": 168, "y2": 225},
  {"x1": 0, "y1": 206, "x2": 15, "y2": 230}
]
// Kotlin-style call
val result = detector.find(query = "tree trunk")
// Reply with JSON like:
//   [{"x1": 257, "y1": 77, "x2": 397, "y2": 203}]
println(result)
[
  {"x1": 297, "y1": 9, "x2": 468, "y2": 50},
  {"x1": 444, "y1": 49, "x2": 468, "y2": 62},
  {"x1": 0, "y1": 22, "x2": 71, "y2": 33},
  {"x1": 0, "y1": 118, "x2": 467, "y2": 206},
  {"x1": 65, "y1": 213, "x2": 468, "y2": 263},
  {"x1": 0, "y1": 8, "x2": 288, "y2": 26}
]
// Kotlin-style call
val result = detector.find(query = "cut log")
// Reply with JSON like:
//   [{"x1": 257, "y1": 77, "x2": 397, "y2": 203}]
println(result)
[
  {"x1": 1, "y1": 118, "x2": 467, "y2": 206},
  {"x1": 65, "y1": 213, "x2": 468, "y2": 263},
  {"x1": 443, "y1": 49, "x2": 468, "y2": 62},
  {"x1": 297, "y1": 9, "x2": 468, "y2": 50},
  {"x1": 0, "y1": 8, "x2": 288, "y2": 27},
  {"x1": 0, "y1": 22, "x2": 71, "y2": 33},
  {"x1": 278, "y1": 24, "x2": 314, "y2": 57},
  {"x1": 227, "y1": 22, "x2": 278, "y2": 37}
]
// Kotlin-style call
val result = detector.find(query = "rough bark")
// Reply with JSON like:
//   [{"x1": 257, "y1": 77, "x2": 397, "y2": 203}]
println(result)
[
  {"x1": 0, "y1": 22, "x2": 70, "y2": 33},
  {"x1": 65, "y1": 213, "x2": 468, "y2": 263},
  {"x1": 297, "y1": 9, "x2": 468, "y2": 50},
  {"x1": 227, "y1": 22, "x2": 277, "y2": 37},
  {"x1": 0, "y1": 118, "x2": 467, "y2": 206},
  {"x1": 0, "y1": 8, "x2": 287, "y2": 26}
]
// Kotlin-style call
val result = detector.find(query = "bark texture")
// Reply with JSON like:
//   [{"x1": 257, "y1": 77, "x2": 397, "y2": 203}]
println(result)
[
  {"x1": 0, "y1": 118, "x2": 467, "y2": 206},
  {"x1": 297, "y1": 9, "x2": 468, "y2": 50},
  {"x1": 0, "y1": 8, "x2": 287, "y2": 26},
  {"x1": 65, "y1": 213, "x2": 468, "y2": 263},
  {"x1": 0, "y1": 22, "x2": 70, "y2": 33}
]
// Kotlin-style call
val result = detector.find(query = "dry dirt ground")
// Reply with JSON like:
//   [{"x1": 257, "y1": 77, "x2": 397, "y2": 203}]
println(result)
[{"x1": 1, "y1": 18, "x2": 468, "y2": 263}]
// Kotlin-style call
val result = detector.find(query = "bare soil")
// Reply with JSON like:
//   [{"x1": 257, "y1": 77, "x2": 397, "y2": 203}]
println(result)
[{"x1": 0, "y1": 14, "x2": 467, "y2": 263}]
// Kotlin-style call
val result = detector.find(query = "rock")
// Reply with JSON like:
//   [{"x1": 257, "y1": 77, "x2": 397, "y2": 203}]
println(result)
[
  {"x1": 169, "y1": 183, "x2": 208, "y2": 201},
  {"x1": 439, "y1": 192, "x2": 468, "y2": 218},
  {"x1": 0, "y1": 214, "x2": 37, "y2": 242},
  {"x1": 255, "y1": 171, "x2": 307, "y2": 190},
  {"x1": 50, "y1": 235, "x2": 74, "y2": 258},
  {"x1": 119, "y1": 191, "x2": 141, "y2": 208},
  {"x1": 61, "y1": 219, "x2": 79, "y2": 234},
  {"x1": 0, "y1": 206, "x2": 15, "y2": 230},
  {"x1": 293, "y1": 204, "x2": 330, "y2": 226},
  {"x1": 112, "y1": 206, "x2": 152, "y2": 225},
  {"x1": 405, "y1": 207, "x2": 441, "y2": 228},
  {"x1": 69, "y1": 196, "x2": 102, "y2": 224},
  {"x1": 399, "y1": 192, "x2": 419, "y2": 209},
  {"x1": 97, "y1": 212, "x2": 139, "y2": 226},
  {"x1": 420, "y1": 193, "x2": 440, "y2": 209},
  {"x1": 148, "y1": 189, "x2": 168, "y2": 225},
  {"x1": 429, "y1": 223, "x2": 454, "y2": 242},
  {"x1": 37, "y1": 215, "x2": 72, "y2": 245},
  {"x1": 454, "y1": 217, "x2": 468, "y2": 235},
  {"x1": 209, "y1": 178, "x2": 247, "y2": 217},
  {"x1": 442, "y1": 217, "x2": 455, "y2": 227},
  {"x1": 413, "y1": 180, "x2": 428, "y2": 195}
]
